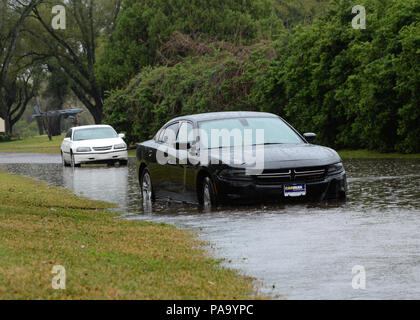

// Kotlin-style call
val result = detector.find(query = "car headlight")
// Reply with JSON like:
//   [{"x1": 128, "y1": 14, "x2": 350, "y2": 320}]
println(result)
[
  {"x1": 327, "y1": 162, "x2": 344, "y2": 175},
  {"x1": 114, "y1": 143, "x2": 127, "y2": 150},
  {"x1": 76, "y1": 147, "x2": 91, "y2": 152},
  {"x1": 218, "y1": 168, "x2": 252, "y2": 180}
]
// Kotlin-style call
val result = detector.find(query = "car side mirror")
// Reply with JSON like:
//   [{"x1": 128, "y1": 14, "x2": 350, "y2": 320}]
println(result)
[
  {"x1": 175, "y1": 141, "x2": 191, "y2": 150},
  {"x1": 303, "y1": 133, "x2": 316, "y2": 143},
  {"x1": 64, "y1": 137, "x2": 70, "y2": 142},
  {"x1": 118, "y1": 133, "x2": 125, "y2": 139}
]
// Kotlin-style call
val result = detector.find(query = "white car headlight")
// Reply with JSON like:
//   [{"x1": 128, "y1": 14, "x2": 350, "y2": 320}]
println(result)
[
  {"x1": 76, "y1": 147, "x2": 92, "y2": 152},
  {"x1": 114, "y1": 143, "x2": 127, "y2": 150}
]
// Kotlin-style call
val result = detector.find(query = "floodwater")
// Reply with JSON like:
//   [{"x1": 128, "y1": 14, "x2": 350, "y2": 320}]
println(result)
[{"x1": 0, "y1": 153, "x2": 419, "y2": 299}]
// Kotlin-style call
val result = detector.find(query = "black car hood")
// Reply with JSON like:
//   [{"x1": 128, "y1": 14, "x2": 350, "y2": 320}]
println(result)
[{"x1": 208, "y1": 143, "x2": 341, "y2": 170}]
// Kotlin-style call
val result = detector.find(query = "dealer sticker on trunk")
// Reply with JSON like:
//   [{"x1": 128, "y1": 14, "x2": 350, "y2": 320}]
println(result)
[{"x1": 284, "y1": 184, "x2": 306, "y2": 197}]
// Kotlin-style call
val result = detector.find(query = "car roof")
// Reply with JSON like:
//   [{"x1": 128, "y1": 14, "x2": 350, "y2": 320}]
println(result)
[
  {"x1": 169, "y1": 111, "x2": 279, "y2": 124},
  {"x1": 71, "y1": 125, "x2": 113, "y2": 131}
]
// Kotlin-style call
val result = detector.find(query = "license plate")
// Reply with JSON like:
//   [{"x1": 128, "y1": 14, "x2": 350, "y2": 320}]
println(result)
[{"x1": 284, "y1": 184, "x2": 306, "y2": 197}]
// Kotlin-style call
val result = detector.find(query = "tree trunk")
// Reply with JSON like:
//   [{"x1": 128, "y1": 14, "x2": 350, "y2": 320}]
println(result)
[
  {"x1": 5, "y1": 116, "x2": 12, "y2": 135},
  {"x1": 92, "y1": 98, "x2": 103, "y2": 124}
]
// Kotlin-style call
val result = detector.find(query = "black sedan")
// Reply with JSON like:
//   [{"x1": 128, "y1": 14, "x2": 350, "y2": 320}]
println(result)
[{"x1": 136, "y1": 112, "x2": 347, "y2": 208}]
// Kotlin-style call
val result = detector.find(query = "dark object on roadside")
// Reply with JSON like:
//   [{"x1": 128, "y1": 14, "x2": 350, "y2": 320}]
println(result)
[
  {"x1": 32, "y1": 106, "x2": 84, "y2": 137},
  {"x1": 136, "y1": 112, "x2": 347, "y2": 209}
]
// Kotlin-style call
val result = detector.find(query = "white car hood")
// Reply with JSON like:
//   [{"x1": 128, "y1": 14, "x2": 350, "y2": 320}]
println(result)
[{"x1": 71, "y1": 138, "x2": 125, "y2": 149}]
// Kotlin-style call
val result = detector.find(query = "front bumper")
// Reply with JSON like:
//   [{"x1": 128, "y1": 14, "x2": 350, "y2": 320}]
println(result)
[
  {"x1": 214, "y1": 171, "x2": 347, "y2": 203},
  {"x1": 73, "y1": 150, "x2": 128, "y2": 165}
]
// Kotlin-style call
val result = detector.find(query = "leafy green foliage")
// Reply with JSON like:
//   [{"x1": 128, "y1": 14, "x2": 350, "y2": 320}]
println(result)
[
  {"x1": 394, "y1": 22, "x2": 420, "y2": 153},
  {"x1": 104, "y1": 0, "x2": 419, "y2": 153},
  {"x1": 104, "y1": 43, "x2": 275, "y2": 143},
  {"x1": 271, "y1": 0, "x2": 332, "y2": 28},
  {"x1": 0, "y1": 133, "x2": 12, "y2": 142},
  {"x1": 96, "y1": 0, "x2": 283, "y2": 90},
  {"x1": 257, "y1": 0, "x2": 420, "y2": 153}
]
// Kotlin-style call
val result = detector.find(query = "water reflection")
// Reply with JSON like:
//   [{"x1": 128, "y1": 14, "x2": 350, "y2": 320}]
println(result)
[
  {"x1": 0, "y1": 154, "x2": 419, "y2": 299},
  {"x1": 2, "y1": 156, "x2": 419, "y2": 214},
  {"x1": 62, "y1": 166, "x2": 129, "y2": 207}
]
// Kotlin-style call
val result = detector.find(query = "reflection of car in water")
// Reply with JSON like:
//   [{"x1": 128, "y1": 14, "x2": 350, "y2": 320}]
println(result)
[
  {"x1": 61, "y1": 125, "x2": 128, "y2": 167},
  {"x1": 62, "y1": 165, "x2": 128, "y2": 206},
  {"x1": 136, "y1": 112, "x2": 347, "y2": 209}
]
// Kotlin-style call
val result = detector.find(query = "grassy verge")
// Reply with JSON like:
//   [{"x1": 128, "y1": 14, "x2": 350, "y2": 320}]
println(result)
[
  {"x1": 0, "y1": 135, "x2": 63, "y2": 154},
  {"x1": 0, "y1": 170, "x2": 256, "y2": 299},
  {"x1": 128, "y1": 149, "x2": 136, "y2": 157},
  {"x1": 338, "y1": 150, "x2": 420, "y2": 159}
]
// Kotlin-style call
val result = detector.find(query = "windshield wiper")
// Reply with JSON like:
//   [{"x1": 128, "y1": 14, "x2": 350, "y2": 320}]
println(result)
[
  {"x1": 207, "y1": 143, "x2": 285, "y2": 149},
  {"x1": 251, "y1": 143, "x2": 285, "y2": 146}
]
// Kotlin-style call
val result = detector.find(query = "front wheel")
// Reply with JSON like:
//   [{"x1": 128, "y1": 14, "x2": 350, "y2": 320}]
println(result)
[
  {"x1": 201, "y1": 177, "x2": 217, "y2": 210},
  {"x1": 61, "y1": 152, "x2": 70, "y2": 167},
  {"x1": 70, "y1": 152, "x2": 80, "y2": 168},
  {"x1": 140, "y1": 168, "x2": 154, "y2": 204}
]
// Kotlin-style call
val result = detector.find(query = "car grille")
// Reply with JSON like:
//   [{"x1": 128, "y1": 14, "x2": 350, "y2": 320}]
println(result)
[
  {"x1": 256, "y1": 166, "x2": 326, "y2": 185},
  {"x1": 92, "y1": 146, "x2": 112, "y2": 151}
]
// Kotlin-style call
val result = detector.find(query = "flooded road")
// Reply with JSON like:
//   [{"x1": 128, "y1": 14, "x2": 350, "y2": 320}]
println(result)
[{"x1": 1, "y1": 153, "x2": 419, "y2": 299}]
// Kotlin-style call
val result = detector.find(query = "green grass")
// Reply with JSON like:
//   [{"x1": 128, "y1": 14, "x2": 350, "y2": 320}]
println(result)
[
  {"x1": 0, "y1": 170, "x2": 257, "y2": 299},
  {"x1": 338, "y1": 150, "x2": 420, "y2": 159},
  {"x1": 128, "y1": 149, "x2": 136, "y2": 157},
  {"x1": 0, "y1": 135, "x2": 64, "y2": 154}
]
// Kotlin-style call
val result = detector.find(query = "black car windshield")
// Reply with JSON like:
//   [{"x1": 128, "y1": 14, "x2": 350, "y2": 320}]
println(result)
[
  {"x1": 73, "y1": 127, "x2": 118, "y2": 141},
  {"x1": 198, "y1": 117, "x2": 304, "y2": 148}
]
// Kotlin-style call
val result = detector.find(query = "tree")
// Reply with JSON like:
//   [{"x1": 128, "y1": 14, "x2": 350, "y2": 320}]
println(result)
[
  {"x1": 258, "y1": 0, "x2": 420, "y2": 153},
  {"x1": 104, "y1": 0, "x2": 420, "y2": 154},
  {"x1": 2, "y1": 69, "x2": 40, "y2": 134},
  {"x1": 0, "y1": 0, "x2": 43, "y2": 127},
  {"x1": 104, "y1": 42, "x2": 276, "y2": 144},
  {"x1": 28, "y1": 0, "x2": 122, "y2": 123},
  {"x1": 271, "y1": 0, "x2": 332, "y2": 28},
  {"x1": 96, "y1": 0, "x2": 283, "y2": 91},
  {"x1": 41, "y1": 63, "x2": 70, "y2": 111}
]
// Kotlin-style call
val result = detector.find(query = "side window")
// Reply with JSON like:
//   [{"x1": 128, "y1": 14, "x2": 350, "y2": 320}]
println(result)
[
  {"x1": 156, "y1": 129, "x2": 165, "y2": 142},
  {"x1": 155, "y1": 129, "x2": 162, "y2": 142},
  {"x1": 65, "y1": 129, "x2": 72, "y2": 139},
  {"x1": 178, "y1": 122, "x2": 194, "y2": 144},
  {"x1": 161, "y1": 122, "x2": 179, "y2": 146}
]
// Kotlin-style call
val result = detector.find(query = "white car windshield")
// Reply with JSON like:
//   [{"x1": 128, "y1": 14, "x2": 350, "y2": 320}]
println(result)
[
  {"x1": 198, "y1": 117, "x2": 304, "y2": 149},
  {"x1": 73, "y1": 127, "x2": 118, "y2": 141}
]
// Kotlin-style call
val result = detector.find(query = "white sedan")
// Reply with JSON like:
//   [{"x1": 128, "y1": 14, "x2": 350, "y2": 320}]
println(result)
[{"x1": 61, "y1": 125, "x2": 128, "y2": 167}]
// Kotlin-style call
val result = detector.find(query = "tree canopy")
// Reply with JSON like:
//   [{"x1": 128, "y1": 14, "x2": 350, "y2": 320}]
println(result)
[
  {"x1": 1, "y1": 0, "x2": 418, "y2": 153},
  {"x1": 104, "y1": 0, "x2": 420, "y2": 153},
  {"x1": 96, "y1": 0, "x2": 283, "y2": 90}
]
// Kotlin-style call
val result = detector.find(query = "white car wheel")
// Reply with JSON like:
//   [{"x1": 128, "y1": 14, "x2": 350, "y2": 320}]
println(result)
[
  {"x1": 62, "y1": 153, "x2": 70, "y2": 167},
  {"x1": 71, "y1": 153, "x2": 80, "y2": 168}
]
